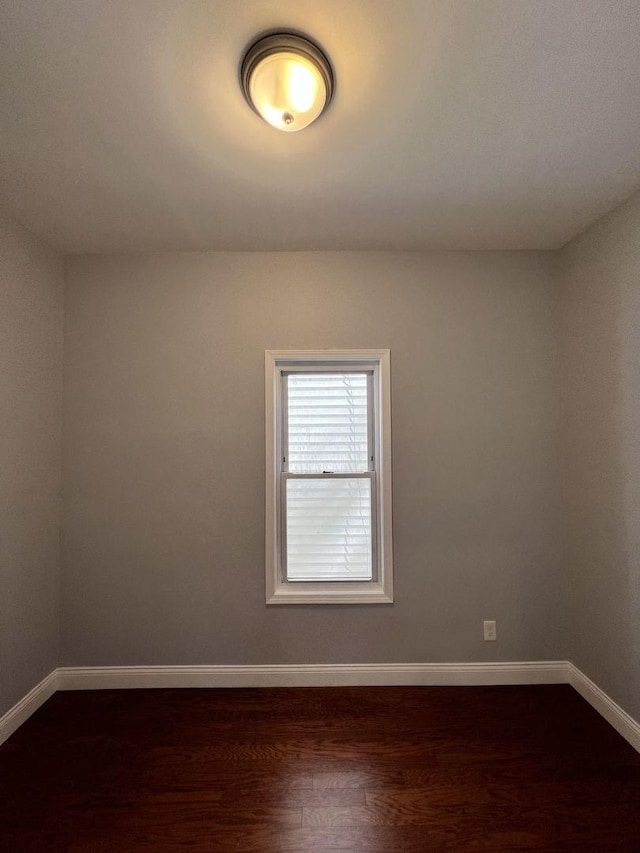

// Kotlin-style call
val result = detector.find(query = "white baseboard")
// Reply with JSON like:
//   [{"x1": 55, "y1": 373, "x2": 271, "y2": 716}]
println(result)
[
  {"x1": 0, "y1": 670, "x2": 58, "y2": 747},
  {"x1": 2, "y1": 662, "x2": 638, "y2": 756},
  {"x1": 56, "y1": 660, "x2": 568, "y2": 690},
  {"x1": 568, "y1": 663, "x2": 640, "y2": 754}
]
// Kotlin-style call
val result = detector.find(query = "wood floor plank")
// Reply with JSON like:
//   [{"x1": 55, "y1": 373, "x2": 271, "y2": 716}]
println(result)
[
  {"x1": 221, "y1": 787, "x2": 367, "y2": 808},
  {"x1": 366, "y1": 777, "x2": 640, "y2": 808},
  {"x1": 312, "y1": 769, "x2": 405, "y2": 789}
]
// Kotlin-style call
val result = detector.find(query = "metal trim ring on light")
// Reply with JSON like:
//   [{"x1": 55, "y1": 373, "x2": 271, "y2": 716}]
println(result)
[{"x1": 240, "y1": 32, "x2": 335, "y2": 131}]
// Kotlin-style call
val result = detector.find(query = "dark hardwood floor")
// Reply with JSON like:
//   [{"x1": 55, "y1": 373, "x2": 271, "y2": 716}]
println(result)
[{"x1": 1, "y1": 685, "x2": 639, "y2": 851}]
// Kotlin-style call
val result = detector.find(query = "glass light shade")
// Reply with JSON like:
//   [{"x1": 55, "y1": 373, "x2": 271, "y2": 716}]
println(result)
[
  {"x1": 249, "y1": 53, "x2": 326, "y2": 131},
  {"x1": 241, "y1": 34, "x2": 334, "y2": 132}
]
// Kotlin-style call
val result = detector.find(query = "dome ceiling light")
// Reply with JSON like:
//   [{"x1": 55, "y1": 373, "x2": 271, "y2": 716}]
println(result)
[{"x1": 240, "y1": 32, "x2": 334, "y2": 132}]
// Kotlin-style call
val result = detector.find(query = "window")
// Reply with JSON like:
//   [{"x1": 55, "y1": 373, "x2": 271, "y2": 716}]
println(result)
[{"x1": 265, "y1": 349, "x2": 393, "y2": 604}]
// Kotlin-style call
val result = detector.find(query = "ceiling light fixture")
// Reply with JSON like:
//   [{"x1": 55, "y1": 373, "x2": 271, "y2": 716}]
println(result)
[{"x1": 241, "y1": 32, "x2": 334, "y2": 132}]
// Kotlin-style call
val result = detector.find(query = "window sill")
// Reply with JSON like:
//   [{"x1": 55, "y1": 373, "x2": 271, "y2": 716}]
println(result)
[{"x1": 267, "y1": 580, "x2": 393, "y2": 605}]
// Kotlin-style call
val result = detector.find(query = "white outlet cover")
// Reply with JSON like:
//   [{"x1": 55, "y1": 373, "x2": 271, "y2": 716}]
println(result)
[{"x1": 483, "y1": 620, "x2": 497, "y2": 641}]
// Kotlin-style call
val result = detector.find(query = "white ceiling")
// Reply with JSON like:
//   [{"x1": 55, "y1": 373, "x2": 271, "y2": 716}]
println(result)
[{"x1": 1, "y1": 0, "x2": 640, "y2": 253}]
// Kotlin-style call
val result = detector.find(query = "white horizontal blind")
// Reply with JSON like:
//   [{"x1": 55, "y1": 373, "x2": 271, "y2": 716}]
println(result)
[
  {"x1": 283, "y1": 371, "x2": 374, "y2": 582},
  {"x1": 286, "y1": 478, "x2": 372, "y2": 580},
  {"x1": 286, "y1": 373, "x2": 369, "y2": 473}
]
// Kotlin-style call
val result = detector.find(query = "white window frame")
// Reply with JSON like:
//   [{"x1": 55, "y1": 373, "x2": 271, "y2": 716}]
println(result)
[{"x1": 265, "y1": 349, "x2": 393, "y2": 604}]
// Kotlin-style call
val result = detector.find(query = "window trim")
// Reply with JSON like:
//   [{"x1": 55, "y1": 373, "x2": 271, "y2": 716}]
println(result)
[{"x1": 265, "y1": 349, "x2": 393, "y2": 604}]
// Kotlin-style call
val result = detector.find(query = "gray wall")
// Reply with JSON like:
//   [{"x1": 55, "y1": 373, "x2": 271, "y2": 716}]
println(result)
[
  {"x1": 62, "y1": 250, "x2": 565, "y2": 666},
  {"x1": 560, "y1": 189, "x2": 640, "y2": 721},
  {"x1": 0, "y1": 211, "x2": 63, "y2": 715},
  {"x1": 4, "y1": 188, "x2": 640, "y2": 731}
]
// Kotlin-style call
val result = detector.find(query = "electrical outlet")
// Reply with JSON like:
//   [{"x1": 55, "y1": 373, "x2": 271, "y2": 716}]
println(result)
[{"x1": 483, "y1": 620, "x2": 497, "y2": 641}]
